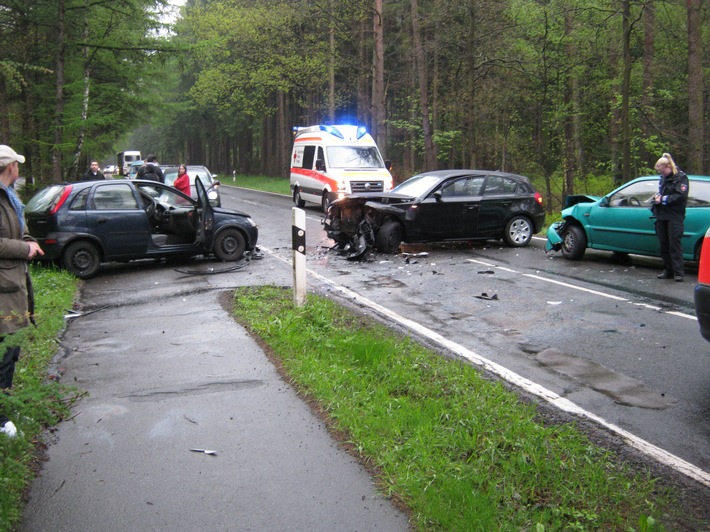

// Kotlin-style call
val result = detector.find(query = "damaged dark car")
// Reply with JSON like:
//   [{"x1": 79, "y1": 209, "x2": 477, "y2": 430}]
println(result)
[{"x1": 324, "y1": 169, "x2": 545, "y2": 259}]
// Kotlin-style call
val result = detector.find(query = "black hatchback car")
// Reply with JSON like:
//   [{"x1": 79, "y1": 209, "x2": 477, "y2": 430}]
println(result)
[
  {"x1": 25, "y1": 178, "x2": 258, "y2": 278},
  {"x1": 324, "y1": 169, "x2": 545, "y2": 259}
]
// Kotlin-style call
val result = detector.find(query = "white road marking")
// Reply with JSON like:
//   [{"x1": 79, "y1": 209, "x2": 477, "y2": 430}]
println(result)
[
  {"x1": 259, "y1": 245, "x2": 710, "y2": 487},
  {"x1": 465, "y1": 259, "x2": 697, "y2": 321}
]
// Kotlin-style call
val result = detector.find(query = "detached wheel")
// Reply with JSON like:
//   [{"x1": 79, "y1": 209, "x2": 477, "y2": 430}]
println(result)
[
  {"x1": 561, "y1": 224, "x2": 587, "y2": 260},
  {"x1": 214, "y1": 228, "x2": 246, "y2": 261},
  {"x1": 294, "y1": 188, "x2": 305, "y2": 208},
  {"x1": 503, "y1": 215, "x2": 533, "y2": 247},
  {"x1": 62, "y1": 241, "x2": 101, "y2": 278},
  {"x1": 376, "y1": 221, "x2": 404, "y2": 253}
]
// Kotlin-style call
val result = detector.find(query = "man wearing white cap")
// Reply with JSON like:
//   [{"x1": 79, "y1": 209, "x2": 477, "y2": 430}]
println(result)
[{"x1": 0, "y1": 145, "x2": 44, "y2": 438}]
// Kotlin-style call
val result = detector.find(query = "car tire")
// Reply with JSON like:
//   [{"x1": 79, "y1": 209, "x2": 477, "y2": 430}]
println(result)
[
  {"x1": 561, "y1": 224, "x2": 587, "y2": 260},
  {"x1": 376, "y1": 221, "x2": 404, "y2": 253},
  {"x1": 294, "y1": 188, "x2": 305, "y2": 208},
  {"x1": 322, "y1": 192, "x2": 331, "y2": 214},
  {"x1": 214, "y1": 228, "x2": 246, "y2": 261},
  {"x1": 503, "y1": 215, "x2": 533, "y2": 247},
  {"x1": 62, "y1": 240, "x2": 101, "y2": 278}
]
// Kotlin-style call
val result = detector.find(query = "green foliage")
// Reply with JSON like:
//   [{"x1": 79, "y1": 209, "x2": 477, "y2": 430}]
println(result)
[
  {"x1": 0, "y1": 265, "x2": 80, "y2": 532},
  {"x1": 233, "y1": 286, "x2": 686, "y2": 530}
]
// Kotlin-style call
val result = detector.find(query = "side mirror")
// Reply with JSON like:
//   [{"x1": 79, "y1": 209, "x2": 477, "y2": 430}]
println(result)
[
  {"x1": 434, "y1": 190, "x2": 442, "y2": 202},
  {"x1": 600, "y1": 196, "x2": 610, "y2": 207},
  {"x1": 316, "y1": 160, "x2": 326, "y2": 172},
  {"x1": 385, "y1": 160, "x2": 393, "y2": 171}
]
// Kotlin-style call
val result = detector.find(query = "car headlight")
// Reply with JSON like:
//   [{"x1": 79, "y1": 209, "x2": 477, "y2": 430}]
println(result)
[{"x1": 208, "y1": 190, "x2": 218, "y2": 200}]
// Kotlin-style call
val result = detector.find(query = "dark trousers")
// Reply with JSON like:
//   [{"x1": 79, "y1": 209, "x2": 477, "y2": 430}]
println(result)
[
  {"x1": 0, "y1": 340, "x2": 21, "y2": 425},
  {"x1": 655, "y1": 219, "x2": 685, "y2": 276}
]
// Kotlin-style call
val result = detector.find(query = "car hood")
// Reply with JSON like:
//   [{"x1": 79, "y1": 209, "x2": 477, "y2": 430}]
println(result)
[
  {"x1": 563, "y1": 194, "x2": 601, "y2": 208},
  {"x1": 213, "y1": 205, "x2": 250, "y2": 218}
]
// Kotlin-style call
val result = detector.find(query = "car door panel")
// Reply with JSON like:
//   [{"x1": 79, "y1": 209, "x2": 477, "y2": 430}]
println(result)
[{"x1": 89, "y1": 183, "x2": 151, "y2": 257}]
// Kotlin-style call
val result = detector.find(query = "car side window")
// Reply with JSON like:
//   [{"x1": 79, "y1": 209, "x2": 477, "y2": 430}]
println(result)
[
  {"x1": 608, "y1": 181, "x2": 657, "y2": 207},
  {"x1": 688, "y1": 180, "x2": 710, "y2": 207},
  {"x1": 93, "y1": 184, "x2": 140, "y2": 210},
  {"x1": 68, "y1": 189, "x2": 89, "y2": 211},
  {"x1": 302, "y1": 146, "x2": 316, "y2": 169},
  {"x1": 483, "y1": 176, "x2": 516, "y2": 195},
  {"x1": 441, "y1": 176, "x2": 485, "y2": 198}
]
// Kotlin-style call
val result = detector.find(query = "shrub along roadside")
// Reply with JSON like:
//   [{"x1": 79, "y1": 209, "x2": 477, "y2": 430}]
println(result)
[
  {"x1": 0, "y1": 265, "x2": 79, "y2": 531},
  {"x1": 232, "y1": 285, "x2": 683, "y2": 530}
]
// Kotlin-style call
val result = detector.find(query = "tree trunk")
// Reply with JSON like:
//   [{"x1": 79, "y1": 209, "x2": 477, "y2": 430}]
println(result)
[
  {"x1": 563, "y1": 9, "x2": 577, "y2": 197},
  {"x1": 620, "y1": 0, "x2": 632, "y2": 183},
  {"x1": 686, "y1": 0, "x2": 704, "y2": 173},
  {"x1": 52, "y1": 0, "x2": 66, "y2": 183},
  {"x1": 372, "y1": 0, "x2": 386, "y2": 153},
  {"x1": 70, "y1": 3, "x2": 92, "y2": 182},
  {"x1": 640, "y1": 0, "x2": 655, "y2": 166},
  {"x1": 410, "y1": 0, "x2": 436, "y2": 170}
]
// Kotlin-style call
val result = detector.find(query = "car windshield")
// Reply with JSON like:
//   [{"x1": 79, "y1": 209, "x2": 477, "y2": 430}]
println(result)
[
  {"x1": 163, "y1": 167, "x2": 214, "y2": 187},
  {"x1": 137, "y1": 183, "x2": 194, "y2": 208},
  {"x1": 326, "y1": 146, "x2": 384, "y2": 169},
  {"x1": 391, "y1": 174, "x2": 441, "y2": 197},
  {"x1": 26, "y1": 185, "x2": 66, "y2": 213}
]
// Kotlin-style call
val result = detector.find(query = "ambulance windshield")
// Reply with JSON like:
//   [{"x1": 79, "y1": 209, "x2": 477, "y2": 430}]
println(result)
[{"x1": 327, "y1": 146, "x2": 384, "y2": 169}]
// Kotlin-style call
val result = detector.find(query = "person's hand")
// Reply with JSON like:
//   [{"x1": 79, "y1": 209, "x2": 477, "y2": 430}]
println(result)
[
  {"x1": 27, "y1": 241, "x2": 44, "y2": 260},
  {"x1": 653, "y1": 193, "x2": 661, "y2": 204}
]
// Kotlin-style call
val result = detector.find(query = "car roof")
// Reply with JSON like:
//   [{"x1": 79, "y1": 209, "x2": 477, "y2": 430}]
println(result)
[{"x1": 413, "y1": 169, "x2": 531, "y2": 183}]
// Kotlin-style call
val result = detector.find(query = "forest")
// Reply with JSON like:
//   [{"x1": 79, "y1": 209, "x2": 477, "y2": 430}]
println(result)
[{"x1": 0, "y1": 0, "x2": 707, "y2": 211}]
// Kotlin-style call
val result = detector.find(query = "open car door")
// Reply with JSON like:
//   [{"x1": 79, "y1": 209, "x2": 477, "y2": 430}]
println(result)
[{"x1": 196, "y1": 176, "x2": 215, "y2": 247}]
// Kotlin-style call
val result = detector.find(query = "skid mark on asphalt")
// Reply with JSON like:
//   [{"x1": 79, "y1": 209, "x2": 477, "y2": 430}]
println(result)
[
  {"x1": 259, "y1": 245, "x2": 710, "y2": 488},
  {"x1": 465, "y1": 258, "x2": 697, "y2": 321}
]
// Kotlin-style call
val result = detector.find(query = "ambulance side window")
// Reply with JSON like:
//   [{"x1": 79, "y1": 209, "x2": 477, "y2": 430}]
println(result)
[
  {"x1": 316, "y1": 147, "x2": 326, "y2": 171},
  {"x1": 302, "y1": 146, "x2": 316, "y2": 169}
]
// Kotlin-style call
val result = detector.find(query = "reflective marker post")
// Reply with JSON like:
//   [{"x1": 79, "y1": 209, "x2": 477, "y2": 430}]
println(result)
[{"x1": 292, "y1": 208, "x2": 306, "y2": 307}]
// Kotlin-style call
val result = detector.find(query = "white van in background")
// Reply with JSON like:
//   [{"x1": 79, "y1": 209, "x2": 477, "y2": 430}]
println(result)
[
  {"x1": 117, "y1": 150, "x2": 142, "y2": 176},
  {"x1": 290, "y1": 125, "x2": 393, "y2": 212}
]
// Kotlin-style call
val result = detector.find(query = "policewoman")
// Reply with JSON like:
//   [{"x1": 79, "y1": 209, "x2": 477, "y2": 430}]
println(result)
[{"x1": 652, "y1": 152, "x2": 689, "y2": 282}]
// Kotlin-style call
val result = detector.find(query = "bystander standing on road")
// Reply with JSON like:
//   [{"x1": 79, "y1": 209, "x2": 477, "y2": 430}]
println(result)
[
  {"x1": 173, "y1": 164, "x2": 191, "y2": 196},
  {"x1": 137, "y1": 154, "x2": 165, "y2": 183},
  {"x1": 0, "y1": 145, "x2": 44, "y2": 438},
  {"x1": 80, "y1": 160, "x2": 105, "y2": 181},
  {"x1": 652, "y1": 152, "x2": 689, "y2": 282}
]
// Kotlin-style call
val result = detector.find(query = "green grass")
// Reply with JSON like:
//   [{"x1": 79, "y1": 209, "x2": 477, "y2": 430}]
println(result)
[
  {"x1": 232, "y1": 286, "x2": 686, "y2": 530},
  {"x1": 0, "y1": 265, "x2": 80, "y2": 531},
  {"x1": 222, "y1": 174, "x2": 291, "y2": 196}
]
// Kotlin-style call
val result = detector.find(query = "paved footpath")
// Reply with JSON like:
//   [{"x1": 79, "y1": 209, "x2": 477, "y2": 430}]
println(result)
[{"x1": 21, "y1": 262, "x2": 409, "y2": 531}]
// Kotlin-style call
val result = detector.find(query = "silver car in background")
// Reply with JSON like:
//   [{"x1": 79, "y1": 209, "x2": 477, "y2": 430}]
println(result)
[{"x1": 163, "y1": 165, "x2": 221, "y2": 207}]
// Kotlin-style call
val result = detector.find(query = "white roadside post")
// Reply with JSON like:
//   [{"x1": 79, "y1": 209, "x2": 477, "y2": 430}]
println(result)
[{"x1": 292, "y1": 207, "x2": 307, "y2": 306}]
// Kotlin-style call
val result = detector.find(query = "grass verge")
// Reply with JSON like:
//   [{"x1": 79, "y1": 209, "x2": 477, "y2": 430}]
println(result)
[
  {"x1": 0, "y1": 265, "x2": 80, "y2": 531},
  {"x1": 224, "y1": 174, "x2": 291, "y2": 195},
  {"x1": 233, "y1": 285, "x2": 683, "y2": 530}
]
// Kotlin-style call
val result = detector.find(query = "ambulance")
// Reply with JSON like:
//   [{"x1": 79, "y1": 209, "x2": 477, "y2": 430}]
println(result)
[{"x1": 290, "y1": 125, "x2": 393, "y2": 212}]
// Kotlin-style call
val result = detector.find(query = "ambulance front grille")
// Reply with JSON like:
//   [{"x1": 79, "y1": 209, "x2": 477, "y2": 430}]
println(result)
[{"x1": 350, "y1": 181, "x2": 385, "y2": 193}]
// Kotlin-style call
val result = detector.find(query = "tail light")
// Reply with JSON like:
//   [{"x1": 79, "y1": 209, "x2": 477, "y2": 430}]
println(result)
[
  {"x1": 698, "y1": 229, "x2": 710, "y2": 284},
  {"x1": 49, "y1": 185, "x2": 73, "y2": 215},
  {"x1": 534, "y1": 192, "x2": 543, "y2": 205}
]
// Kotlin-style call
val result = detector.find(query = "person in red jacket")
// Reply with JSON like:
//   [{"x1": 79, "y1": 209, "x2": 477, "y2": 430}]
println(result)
[{"x1": 173, "y1": 164, "x2": 191, "y2": 197}]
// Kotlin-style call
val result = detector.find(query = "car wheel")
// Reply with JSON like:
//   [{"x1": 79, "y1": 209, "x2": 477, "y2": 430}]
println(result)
[
  {"x1": 376, "y1": 221, "x2": 404, "y2": 253},
  {"x1": 62, "y1": 241, "x2": 101, "y2": 278},
  {"x1": 561, "y1": 224, "x2": 587, "y2": 260},
  {"x1": 322, "y1": 192, "x2": 333, "y2": 214},
  {"x1": 503, "y1": 215, "x2": 533, "y2": 247},
  {"x1": 294, "y1": 188, "x2": 305, "y2": 208},
  {"x1": 214, "y1": 228, "x2": 246, "y2": 261}
]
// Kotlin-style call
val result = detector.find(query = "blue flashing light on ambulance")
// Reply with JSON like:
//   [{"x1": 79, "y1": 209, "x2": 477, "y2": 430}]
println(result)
[{"x1": 290, "y1": 125, "x2": 394, "y2": 212}]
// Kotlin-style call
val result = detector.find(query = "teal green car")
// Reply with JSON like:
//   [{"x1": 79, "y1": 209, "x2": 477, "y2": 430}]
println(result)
[{"x1": 546, "y1": 175, "x2": 710, "y2": 261}]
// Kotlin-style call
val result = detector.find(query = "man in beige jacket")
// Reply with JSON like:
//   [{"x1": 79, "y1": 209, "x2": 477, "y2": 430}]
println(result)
[{"x1": 0, "y1": 145, "x2": 43, "y2": 438}]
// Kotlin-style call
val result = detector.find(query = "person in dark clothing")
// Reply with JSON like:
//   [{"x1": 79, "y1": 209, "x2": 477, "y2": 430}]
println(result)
[
  {"x1": 136, "y1": 154, "x2": 165, "y2": 183},
  {"x1": 0, "y1": 145, "x2": 44, "y2": 438},
  {"x1": 651, "y1": 152, "x2": 689, "y2": 282},
  {"x1": 81, "y1": 160, "x2": 105, "y2": 181}
]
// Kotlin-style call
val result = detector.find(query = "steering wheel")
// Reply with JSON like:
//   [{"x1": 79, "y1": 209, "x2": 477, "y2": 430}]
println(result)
[
  {"x1": 627, "y1": 196, "x2": 641, "y2": 206},
  {"x1": 153, "y1": 203, "x2": 166, "y2": 224},
  {"x1": 143, "y1": 196, "x2": 156, "y2": 218}
]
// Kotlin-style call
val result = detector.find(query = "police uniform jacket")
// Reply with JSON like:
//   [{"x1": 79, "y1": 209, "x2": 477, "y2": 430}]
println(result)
[
  {"x1": 651, "y1": 170, "x2": 689, "y2": 221},
  {"x1": 0, "y1": 188, "x2": 36, "y2": 336}
]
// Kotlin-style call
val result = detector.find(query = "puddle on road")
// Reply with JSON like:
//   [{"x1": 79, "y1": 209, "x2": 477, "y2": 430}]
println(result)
[{"x1": 535, "y1": 348, "x2": 677, "y2": 410}]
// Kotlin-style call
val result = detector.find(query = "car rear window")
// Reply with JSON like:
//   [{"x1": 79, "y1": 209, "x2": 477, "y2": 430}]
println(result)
[{"x1": 26, "y1": 185, "x2": 66, "y2": 214}]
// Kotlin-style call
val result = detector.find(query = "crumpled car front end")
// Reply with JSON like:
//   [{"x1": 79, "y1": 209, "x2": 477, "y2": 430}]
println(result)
[{"x1": 545, "y1": 221, "x2": 565, "y2": 253}]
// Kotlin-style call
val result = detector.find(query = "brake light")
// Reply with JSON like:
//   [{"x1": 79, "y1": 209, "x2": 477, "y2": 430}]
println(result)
[
  {"x1": 49, "y1": 185, "x2": 73, "y2": 215},
  {"x1": 534, "y1": 192, "x2": 543, "y2": 205},
  {"x1": 698, "y1": 229, "x2": 710, "y2": 284}
]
